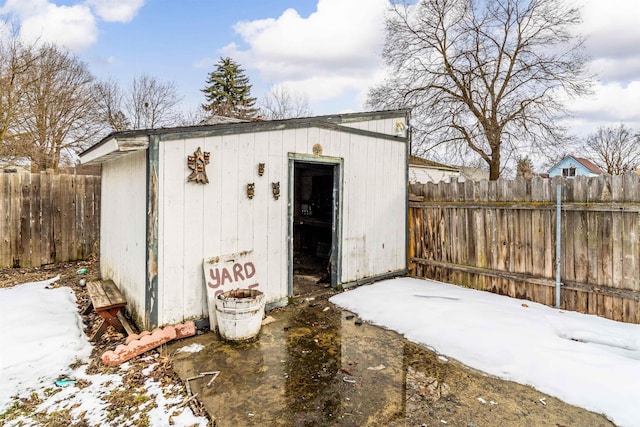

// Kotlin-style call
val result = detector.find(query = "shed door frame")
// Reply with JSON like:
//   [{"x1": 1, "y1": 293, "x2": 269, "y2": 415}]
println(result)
[{"x1": 288, "y1": 153, "x2": 343, "y2": 296}]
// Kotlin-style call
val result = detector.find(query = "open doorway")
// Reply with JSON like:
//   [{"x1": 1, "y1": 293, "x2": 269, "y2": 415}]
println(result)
[{"x1": 290, "y1": 160, "x2": 340, "y2": 296}]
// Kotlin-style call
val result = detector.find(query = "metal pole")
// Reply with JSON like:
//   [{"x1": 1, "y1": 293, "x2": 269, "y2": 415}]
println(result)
[{"x1": 555, "y1": 184, "x2": 562, "y2": 308}]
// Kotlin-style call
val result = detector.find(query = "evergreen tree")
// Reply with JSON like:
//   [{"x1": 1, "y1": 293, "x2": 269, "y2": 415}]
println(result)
[{"x1": 201, "y1": 57, "x2": 257, "y2": 119}]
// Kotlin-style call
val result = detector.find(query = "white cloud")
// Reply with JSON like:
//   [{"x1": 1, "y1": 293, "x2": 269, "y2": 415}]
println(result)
[
  {"x1": 563, "y1": 0, "x2": 640, "y2": 134},
  {"x1": 219, "y1": 0, "x2": 390, "y2": 107},
  {"x1": 279, "y1": 75, "x2": 364, "y2": 103},
  {"x1": 580, "y1": 0, "x2": 640, "y2": 57},
  {"x1": 1, "y1": 0, "x2": 96, "y2": 51},
  {"x1": 579, "y1": 0, "x2": 640, "y2": 83},
  {"x1": 569, "y1": 81, "x2": 640, "y2": 125},
  {"x1": 87, "y1": 0, "x2": 145, "y2": 23},
  {"x1": 0, "y1": 0, "x2": 145, "y2": 52}
]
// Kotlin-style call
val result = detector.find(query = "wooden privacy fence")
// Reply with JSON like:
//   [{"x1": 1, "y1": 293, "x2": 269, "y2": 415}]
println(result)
[
  {"x1": 409, "y1": 173, "x2": 640, "y2": 324},
  {"x1": 0, "y1": 171, "x2": 101, "y2": 268}
]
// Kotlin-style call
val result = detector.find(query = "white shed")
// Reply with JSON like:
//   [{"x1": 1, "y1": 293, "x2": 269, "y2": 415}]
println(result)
[{"x1": 80, "y1": 110, "x2": 410, "y2": 330}]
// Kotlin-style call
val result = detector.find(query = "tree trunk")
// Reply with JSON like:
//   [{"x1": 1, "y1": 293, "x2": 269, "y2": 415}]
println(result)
[
  {"x1": 489, "y1": 141, "x2": 501, "y2": 180},
  {"x1": 489, "y1": 160, "x2": 500, "y2": 180}
]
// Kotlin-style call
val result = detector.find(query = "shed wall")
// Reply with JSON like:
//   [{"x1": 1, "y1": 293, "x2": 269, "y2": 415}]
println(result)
[
  {"x1": 100, "y1": 150, "x2": 147, "y2": 324},
  {"x1": 156, "y1": 119, "x2": 407, "y2": 325}
]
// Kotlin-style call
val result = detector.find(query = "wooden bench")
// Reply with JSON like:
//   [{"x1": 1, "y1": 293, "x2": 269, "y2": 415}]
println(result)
[{"x1": 83, "y1": 280, "x2": 136, "y2": 341}]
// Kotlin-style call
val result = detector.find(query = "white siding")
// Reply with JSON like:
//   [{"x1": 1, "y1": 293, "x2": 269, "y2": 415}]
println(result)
[
  {"x1": 409, "y1": 166, "x2": 460, "y2": 184},
  {"x1": 156, "y1": 116, "x2": 407, "y2": 324},
  {"x1": 158, "y1": 131, "x2": 290, "y2": 325},
  {"x1": 338, "y1": 132, "x2": 407, "y2": 282},
  {"x1": 100, "y1": 150, "x2": 147, "y2": 325},
  {"x1": 342, "y1": 117, "x2": 405, "y2": 137}
]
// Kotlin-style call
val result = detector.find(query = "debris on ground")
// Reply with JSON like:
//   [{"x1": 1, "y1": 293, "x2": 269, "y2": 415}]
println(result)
[
  {"x1": 0, "y1": 259, "x2": 211, "y2": 427},
  {"x1": 101, "y1": 321, "x2": 196, "y2": 366}
]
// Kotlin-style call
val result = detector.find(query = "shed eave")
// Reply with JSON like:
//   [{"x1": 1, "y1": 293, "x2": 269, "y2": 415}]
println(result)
[{"x1": 80, "y1": 135, "x2": 149, "y2": 165}]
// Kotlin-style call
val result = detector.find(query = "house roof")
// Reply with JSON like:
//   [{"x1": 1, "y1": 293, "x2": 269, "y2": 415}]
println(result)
[
  {"x1": 408, "y1": 156, "x2": 459, "y2": 172},
  {"x1": 79, "y1": 109, "x2": 410, "y2": 165},
  {"x1": 573, "y1": 157, "x2": 604, "y2": 174}
]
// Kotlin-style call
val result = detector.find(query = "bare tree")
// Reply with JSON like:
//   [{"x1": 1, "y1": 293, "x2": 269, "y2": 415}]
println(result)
[
  {"x1": 125, "y1": 74, "x2": 182, "y2": 129},
  {"x1": 94, "y1": 74, "x2": 183, "y2": 132},
  {"x1": 259, "y1": 84, "x2": 312, "y2": 120},
  {"x1": 177, "y1": 105, "x2": 210, "y2": 126},
  {"x1": 0, "y1": 32, "x2": 37, "y2": 163},
  {"x1": 93, "y1": 77, "x2": 130, "y2": 132},
  {"x1": 10, "y1": 43, "x2": 100, "y2": 171},
  {"x1": 368, "y1": 0, "x2": 592, "y2": 180},
  {"x1": 585, "y1": 124, "x2": 640, "y2": 175}
]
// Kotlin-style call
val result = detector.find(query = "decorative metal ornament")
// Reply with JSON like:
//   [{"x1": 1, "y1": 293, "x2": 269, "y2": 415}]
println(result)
[
  {"x1": 312, "y1": 143, "x2": 323, "y2": 156},
  {"x1": 187, "y1": 147, "x2": 210, "y2": 184},
  {"x1": 247, "y1": 183, "x2": 255, "y2": 199},
  {"x1": 272, "y1": 182, "x2": 280, "y2": 200},
  {"x1": 258, "y1": 163, "x2": 265, "y2": 176}
]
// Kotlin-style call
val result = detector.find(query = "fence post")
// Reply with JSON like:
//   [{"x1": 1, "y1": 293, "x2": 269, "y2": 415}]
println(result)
[{"x1": 555, "y1": 183, "x2": 562, "y2": 308}]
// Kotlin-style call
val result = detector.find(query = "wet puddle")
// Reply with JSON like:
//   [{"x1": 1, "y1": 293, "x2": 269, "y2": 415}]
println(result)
[{"x1": 168, "y1": 291, "x2": 614, "y2": 427}]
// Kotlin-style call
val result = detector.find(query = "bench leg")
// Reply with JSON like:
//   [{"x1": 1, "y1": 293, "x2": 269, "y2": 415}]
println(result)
[
  {"x1": 81, "y1": 301, "x2": 94, "y2": 316},
  {"x1": 90, "y1": 319, "x2": 110, "y2": 341},
  {"x1": 91, "y1": 308, "x2": 126, "y2": 341},
  {"x1": 116, "y1": 312, "x2": 136, "y2": 336}
]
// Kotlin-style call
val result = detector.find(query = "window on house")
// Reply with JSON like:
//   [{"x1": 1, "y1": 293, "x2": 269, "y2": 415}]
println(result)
[{"x1": 562, "y1": 167, "x2": 576, "y2": 177}]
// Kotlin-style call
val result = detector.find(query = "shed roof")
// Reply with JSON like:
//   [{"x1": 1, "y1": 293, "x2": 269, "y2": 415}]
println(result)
[
  {"x1": 80, "y1": 109, "x2": 410, "y2": 166},
  {"x1": 408, "y1": 156, "x2": 458, "y2": 171}
]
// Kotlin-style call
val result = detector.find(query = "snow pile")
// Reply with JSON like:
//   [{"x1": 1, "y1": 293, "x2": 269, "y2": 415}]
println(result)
[
  {"x1": 330, "y1": 277, "x2": 640, "y2": 427},
  {"x1": 0, "y1": 276, "x2": 92, "y2": 409},
  {"x1": 0, "y1": 276, "x2": 208, "y2": 426}
]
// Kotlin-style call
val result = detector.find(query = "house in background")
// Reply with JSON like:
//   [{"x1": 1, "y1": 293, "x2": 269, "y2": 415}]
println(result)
[
  {"x1": 457, "y1": 165, "x2": 490, "y2": 182},
  {"x1": 0, "y1": 157, "x2": 31, "y2": 173},
  {"x1": 548, "y1": 155, "x2": 603, "y2": 178},
  {"x1": 408, "y1": 156, "x2": 460, "y2": 183}
]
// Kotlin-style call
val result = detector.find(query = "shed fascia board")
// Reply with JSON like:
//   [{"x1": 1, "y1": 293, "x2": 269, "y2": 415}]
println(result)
[
  {"x1": 410, "y1": 164, "x2": 459, "y2": 173},
  {"x1": 80, "y1": 135, "x2": 149, "y2": 165},
  {"x1": 80, "y1": 110, "x2": 410, "y2": 165},
  {"x1": 156, "y1": 115, "x2": 409, "y2": 143}
]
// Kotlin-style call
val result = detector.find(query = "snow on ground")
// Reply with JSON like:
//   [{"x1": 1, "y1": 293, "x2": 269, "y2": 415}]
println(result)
[
  {"x1": 330, "y1": 277, "x2": 640, "y2": 427},
  {"x1": 175, "y1": 343, "x2": 205, "y2": 354},
  {"x1": 0, "y1": 277, "x2": 208, "y2": 426}
]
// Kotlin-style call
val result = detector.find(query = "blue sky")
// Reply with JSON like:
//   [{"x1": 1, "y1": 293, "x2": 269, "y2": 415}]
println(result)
[
  {"x1": 81, "y1": 1, "x2": 324, "y2": 112},
  {"x1": 1, "y1": 0, "x2": 386, "y2": 116},
  {"x1": 2, "y1": 0, "x2": 640, "y2": 137}
]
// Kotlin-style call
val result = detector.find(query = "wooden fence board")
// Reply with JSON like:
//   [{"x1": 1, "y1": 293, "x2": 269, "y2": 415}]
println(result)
[
  {"x1": 622, "y1": 213, "x2": 639, "y2": 291},
  {"x1": 20, "y1": 175, "x2": 32, "y2": 267},
  {"x1": 39, "y1": 172, "x2": 49, "y2": 264},
  {"x1": 0, "y1": 172, "x2": 100, "y2": 268},
  {"x1": 30, "y1": 174, "x2": 41, "y2": 267},
  {"x1": 0, "y1": 176, "x2": 9, "y2": 266},
  {"x1": 10, "y1": 174, "x2": 20, "y2": 267},
  {"x1": 409, "y1": 172, "x2": 640, "y2": 324}
]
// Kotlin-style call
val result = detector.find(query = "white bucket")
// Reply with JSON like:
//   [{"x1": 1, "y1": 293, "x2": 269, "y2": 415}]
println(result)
[{"x1": 215, "y1": 289, "x2": 265, "y2": 341}]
